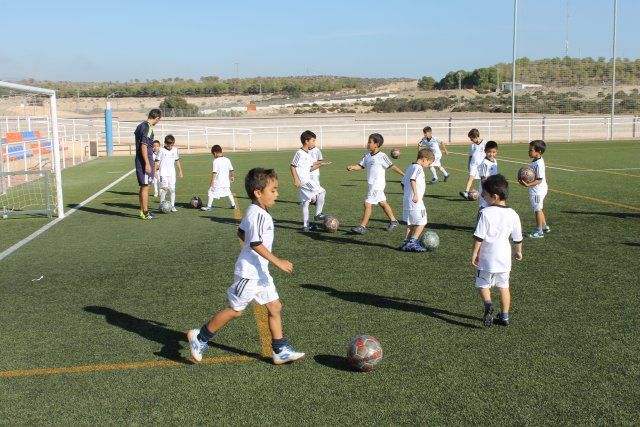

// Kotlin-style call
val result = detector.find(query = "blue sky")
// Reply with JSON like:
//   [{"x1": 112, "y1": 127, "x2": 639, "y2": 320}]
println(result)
[{"x1": 1, "y1": 0, "x2": 638, "y2": 82}]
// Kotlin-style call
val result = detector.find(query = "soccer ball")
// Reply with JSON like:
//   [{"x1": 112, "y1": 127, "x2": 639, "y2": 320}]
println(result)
[
  {"x1": 190, "y1": 196, "x2": 203, "y2": 209},
  {"x1": 518, "y1": 165, "x2": 536, "y2": 184},
  {"x1": 390, "y1": 148, "x2": 400, "y2": 159},
  {"x1": 420, "y1": 230, "x2": 440, "y2": 251},
  {"x1": 347, "y1": 334, "x2": 383, "y2": 372},
  {"x1": 467, "y1": 189, "x2": 479, "y2": 201},
  {"x1": 159, "y1": 200, "x2": 172, "y2": 213},
  {"x1": 323, "y1": 215, "x2": 340, "y2": 233}
]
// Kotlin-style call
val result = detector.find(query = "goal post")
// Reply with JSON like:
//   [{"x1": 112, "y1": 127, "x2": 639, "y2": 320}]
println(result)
[{"x1": 0, "y1": 81, "x2": 64, "y2": 218}]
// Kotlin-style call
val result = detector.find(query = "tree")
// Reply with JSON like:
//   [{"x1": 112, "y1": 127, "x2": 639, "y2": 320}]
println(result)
[
  {"x1": 158, "y1": 96, "x2": 199, "y2": 117},
  {"x1": 417, "y1": 76, "x2": 436, "y2": 90}
]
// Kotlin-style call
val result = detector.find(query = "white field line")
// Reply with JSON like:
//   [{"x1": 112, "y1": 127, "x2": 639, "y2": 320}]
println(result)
[
  {"x1": 0, "y1": 169, "x2": 135, "y2": 263},
  {"x1": 571, "y1": 168, "x2": 640, "y2": 172},
  {"x1": 447, "y1": 152, "x2": 575, "y2": 172}
]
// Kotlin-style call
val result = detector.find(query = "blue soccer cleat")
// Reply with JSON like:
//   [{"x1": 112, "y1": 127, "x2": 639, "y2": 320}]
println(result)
[
  {"x1": 200, "y1": 206, "x2": 212, "y2": 211},
  {"x1": 187, "y1": 328, "x2": 208, "y2": 362},
  {"x1": 272, "y1": 344, "x2": 305, "y2": 365}
]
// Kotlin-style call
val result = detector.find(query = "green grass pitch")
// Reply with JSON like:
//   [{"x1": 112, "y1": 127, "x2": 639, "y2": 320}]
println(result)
[{"x1": 1, "y1": 140, "x2": 639, "y2": 424}]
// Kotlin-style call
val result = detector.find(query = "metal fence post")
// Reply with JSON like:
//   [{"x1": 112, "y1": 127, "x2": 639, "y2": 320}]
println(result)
[
  {"x1": 187, "y1": 130, "x2": 191, "y2": 153},
  {"x1": 405, "y1": 123, "x2": 408, "y2": 146},
  {"x1": 320, "y1": 126, "x2": 324, "y2": 149},
  {"x1": 542, "y1": 116, "x2": 546, "y2": 140},
  {"x1": 232, "y1": 128, "x2": 236, "y2": 152},
  {"x1": 633, "y1": 116, "x2": 638, "y2": 138},
  {"x1": 276, "y1": 127, "x2": 279, "y2": 151},
  {"x1": 448, "y1": 117, "x2": 452, "y2": 143},
  {"x1": 362, "y1": 125, "x2": 366, "y2": 148}
]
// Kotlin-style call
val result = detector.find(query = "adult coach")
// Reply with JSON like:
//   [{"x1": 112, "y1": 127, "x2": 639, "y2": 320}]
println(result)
[{"x1": 135, "y1": 109, "x2": 162, "y2": 219}]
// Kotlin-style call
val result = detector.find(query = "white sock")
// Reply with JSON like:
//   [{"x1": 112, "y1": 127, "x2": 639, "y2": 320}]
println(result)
[
  {"x1": 302, "y1": 200, "x2": 310, "y2": 227},
  {"x1": 228, "y1": 194, "x2": 236, "y2": 207},
  {"x1": 207, "y1": 187, "x2": 214, "y2": 208},
  {"x1": 170, "y1": 189, "x2": 176, "y2": 207},
  {"x1": 440, "y1": 167, "x2": 449, "y2": 176},
  {"x1": 160, "y1": 189, "x2": 166, "y2": 203},
  {"x1": 429, "y1": 167, "x2": 438, "y2": 179},
  {"x1": 153, "y1": 180, "x2": 158, "y2": 194},
  {"x1": 315, "y1": 191, "x2": 326, "y2": 216}
]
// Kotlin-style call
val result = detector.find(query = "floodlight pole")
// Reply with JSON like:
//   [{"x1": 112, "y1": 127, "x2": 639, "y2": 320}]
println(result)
[
  {"x1": 609, "y1": 0, "x2": 618, "y2": 140},
  {"x1": 511, "y1": 0, "x2": 518, "y2": 144}
]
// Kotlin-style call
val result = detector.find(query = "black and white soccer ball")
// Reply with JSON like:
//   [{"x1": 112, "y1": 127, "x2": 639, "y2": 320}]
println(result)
[{"x1": 190, "y1": 196, "x2": 203, "y2": 209}]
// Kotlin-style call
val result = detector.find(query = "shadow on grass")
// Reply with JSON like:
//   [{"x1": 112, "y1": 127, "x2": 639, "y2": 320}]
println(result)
[
  {"x1": 622, "y1": 242, "x2": 640, "y2": 247},
  {"x1": 72, "y1": 205, "x2": 138, "y2": 218},
  {"x1": 301, "y1": 284, "x2": 480, "y2": 329},
  {"x1": 428, "y1": 222, "x2": 475, "y2": 232},
  {"x1": 83, "y1": 306, "x2": 264, "y2": 363},
  {"x1": 563, "y1": 210, "x2": 640, "y2": 219},
  {"x1": 314, "y1": 354, "x2": 357, "y2": 372},
  {"x1": 426, "y1": 194, "x2": 470, "y2": 203},
  {"x1": 107, "y1": 190, "x2": 138, "y2": 196}
]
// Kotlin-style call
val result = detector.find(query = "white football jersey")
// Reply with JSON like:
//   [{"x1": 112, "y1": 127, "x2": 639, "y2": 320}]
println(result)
[
  {"x1": 469, "y1": 139, "x2": 487, "y2": 168},
  {"x1": 529, "y1": 157, "x2": 548, "y2": 195},
  {"x1": 234, "y1": 204, "x2": 275, "y2": 280},
  {"x1": 212, "y1": 156, "x2": 234, "y2": 188},
  {"x1": 309, "y1": 147, "x2": 323, "y2": 179},
  {"x1": 418, "y1": 136, "x2": 442, "y2": 157},
  {"x1": 402, "y1": 163, "x2": 426, "y2": 211},
  {"x1": 359, "y1": 151, "x2": 393, "y2": 190},
  {"x1": 474, "y1": 205, "x2": 523, "y2": 273},
  {"x1": 291, "y1": 148, "x2": 314, "y2": 185},
  {"x1": 157, "y1": 146, "x2": 179, "y2": 177},
  {"x1": 478, "y1": 158, "x2": 499, "y2": 207}
]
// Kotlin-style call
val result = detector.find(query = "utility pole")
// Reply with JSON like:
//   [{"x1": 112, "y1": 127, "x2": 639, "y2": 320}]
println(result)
[
  {"x1": 610, "y1": 0, "x2": 618, "y2": 140},
  {"x1": 511, "y1": 0, "x2": 518, "y2": 144}
]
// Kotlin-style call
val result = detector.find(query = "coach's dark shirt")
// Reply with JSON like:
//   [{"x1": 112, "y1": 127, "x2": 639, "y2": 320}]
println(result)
[{"x1": 134, "y1": 121, "x2": 154, "y2": 164}]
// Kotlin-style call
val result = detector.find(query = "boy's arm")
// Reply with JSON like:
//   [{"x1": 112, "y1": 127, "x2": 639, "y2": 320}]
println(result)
[
  {"x1": 229, "y1": 170, "x2": 235, "y2": 183},
  {"x1": 519, "y1": 178, "x2": 543, "y2": 187},
  {"x1": 346, "y1": 164, "x2": 364, "y2": 171},
  {"x1": 390, "y1": 164, "x2": 405, "y2": 176},
  {"x1": 237, "y1": 228, "x2": 245, "y2": 243},
  {"x1": 250, "y1": 243, "x2": 293, "y2": 274},
  {"x1": 441, "y1": 140, "x2": 449, "y2": 155},
  {"x1": 410, "y1": 179, "x2": 419, "y2": 203},
  {"x1": 290, "y1": 165, "x2": 301, "y2": 187},
  {"x1": 310, "y1": 160, "x2": 332, "y2": 172},
  {"x1": 471, "y1": 238, "x2": 482, "y2": 267},
  {"x1": 514, "y1": 242, "x2": 523, "y2": 261},
  {"x1": 176, "y1": 159, "x2": 183, "y2": 178}
]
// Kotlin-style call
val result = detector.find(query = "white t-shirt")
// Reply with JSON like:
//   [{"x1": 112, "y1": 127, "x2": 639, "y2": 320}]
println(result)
[
  {"x1": 418, "y1": 136, "x2": 442, "y2": 157},
  {"x1": 478, "y1": 158, "x2": 499, "y2": 199},
  {"x1": 291, "y1": 148, "x2": 314, "y2": 185},
  {"x1": 469, "y1": 139, "x2": 487, "y2": 168},
  {"x1": 474, "y1": 205, "x2": 523, "y2": 273},
  {"x1": 529, "y1": 157, "x2": 548, "y2": 195},
  {"x1": 157, "y1": 146, "x2": 179, "y2": 177},
  {"x1": 309, "y1": 147, "x2": 323, "y2": 180},
  {"x1": 234, "y1": 204, "x2": 275, "y2": 280},
  {"x1": 359, "y1": 151, "x2": 393, "y2": 190},
  {"x1": 402, "y1": 163, "x2": 426, "y2": 211},
  {"x1": 212, "y1": 156, "x2": 234, "y2": 189}
]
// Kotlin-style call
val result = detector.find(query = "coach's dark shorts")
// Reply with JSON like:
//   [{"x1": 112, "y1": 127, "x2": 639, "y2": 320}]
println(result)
[{"x1": 135, "y1": 157, "x2": 155, "y2": 186}]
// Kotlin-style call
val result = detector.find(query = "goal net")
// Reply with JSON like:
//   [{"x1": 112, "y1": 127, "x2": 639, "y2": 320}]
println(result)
[{"x1": 0, "y1": 81, "x2": 64, "y2": 218}]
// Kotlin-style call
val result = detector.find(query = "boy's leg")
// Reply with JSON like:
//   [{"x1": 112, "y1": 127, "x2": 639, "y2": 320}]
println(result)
[
  {"x1": 203, "y1": 307, "x2": 243, "y2": 339},
  {"x1": 153, "y1": 179, "x2": 158, "y2": 197},
  {"x1": 265, "y1": 299, "x2": 283, "y2": 340},
  {"x1": 302, "y1": 200, "x2": 311, "y2": 228},
  {"x1": 429, "y1": 166, "x2": 438, "y2": 180},
  {"x1": 139, "y1": 184, "x2": 149, "y2": 212},
  {"x1": 228, "y1": 193, "x2": 236, "y2": 208},
  {"x1": 536, "y1": 209, "x2": 546, "y2": 230},
  {"x1": 314, "y1": 190, "x2": 326, "y2": 217},
  {"x1": 411, "y1": 224, "x2": 425, "y2": 239},
  {"x1": 498, "y1": 287, "x2": 510, "y2": 315},
  {"x1": 476, "y1": 271, "x2": 494, "y2": 327},
  {"x1": 360, "y1": 202, "x2": 373, "y2": 227},
  {"x1": 169, "y1": 184, "x2": 176, "y2": 208},
  {"x1": 159, "y1": 187, "x2": 166, "y2": 204},
  {"x1": 439, "y1": 166, "x2": 450, "y2": 181},
  {"x1": 378, "y1": 200, "x2": 397, "y2": 222},
  {"x1": 206, "y1": 187, "x2": 215, "y2": 209}
]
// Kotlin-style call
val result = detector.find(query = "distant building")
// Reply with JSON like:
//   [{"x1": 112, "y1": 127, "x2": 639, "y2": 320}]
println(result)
[{"x1": 502, "y1": 82, "x2": 543, "y2": 91}]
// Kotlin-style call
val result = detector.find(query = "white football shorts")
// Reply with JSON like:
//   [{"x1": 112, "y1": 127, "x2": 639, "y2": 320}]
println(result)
[
  {"x1": 365, "y1": 186, "x2": 387, "y2": 205},
  {"x1": 403, "y1": 208, "x2": 427, "y2": 226},
  {"x1": 475, "y1": 270, "x2": 510, "y2": 289},
  {"x1": 298, "y1": 181, "x2": 325, "y2": 203},
  {"x1": 529, "y1": 192, "x2": 547, "y2": 212},
  {"x1": 227, "y1": 274, "x2": 279, "y2": 311}
]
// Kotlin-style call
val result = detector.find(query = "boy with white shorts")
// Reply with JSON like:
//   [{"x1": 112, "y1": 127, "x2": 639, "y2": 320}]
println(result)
[
  {"x1": 157, "y1": 135, "x2": 183, "y2": 212},
  {"x1": 290, "y1": 130, "x2": 332, "y2": 231},
  {"x1": 460, "y1": 128, "x2": 487, "y2": 200},
  {"x1": 418, "y1": 126, "x2": 449, "y2": 183},
  {"x1": 202, "y1": 145, "x2": 236, "y2": 211},
  {"x1": 187, "y1": 168, "x2": 304, "y2": 365},
  {"x1": 519, "y1": 140, "x2": 550, "y2": 238},
  {"x1": 347, "y1": 133, "x2": 405, "y2": 235},
  {"x1": 472, "y1": 174, "x2": 523, "y2": 327},
  {"x1": 400, "y1": 148, "x2": 434, "y2": 252}
]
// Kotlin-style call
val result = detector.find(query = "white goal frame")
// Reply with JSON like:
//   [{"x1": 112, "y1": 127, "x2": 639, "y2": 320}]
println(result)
[{"x1": 0, "y1": 81, "x2": 64, "y2": 218}]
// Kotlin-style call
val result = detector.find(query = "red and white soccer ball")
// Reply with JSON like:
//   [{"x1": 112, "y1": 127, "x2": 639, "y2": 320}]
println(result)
[
  {"x1": 467, "y1": 189, "x2": 479, "y2": 201},
  {"x1": 518, "y1": 166, "x2": 536, "y2": 184},
  {"x1": 347, "y1": 334, "x2": 383, "y2": 372},
  {"x1": 323, "y1": 215, "x2": 340, "y2": 233},
  {"x1": 390, "y1": 148, "x2": 400, "y2": 159}
]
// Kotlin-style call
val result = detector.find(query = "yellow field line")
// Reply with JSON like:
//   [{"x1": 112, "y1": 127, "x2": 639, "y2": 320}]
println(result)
[
  {"x1": 0, "y1": 356, "x2": 253, "y2": 379},
  {"x1": 232, "y1": 195, "x2": 273, "y2": 358},
  {"x1": 446, "y1": 166, "x2": 640, "y2": 211}
]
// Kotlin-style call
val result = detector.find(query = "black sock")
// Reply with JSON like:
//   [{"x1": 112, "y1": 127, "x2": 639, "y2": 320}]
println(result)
[
  {"x1": 197, "y1": 324, "x2": 215, "y2": 343},
  {"x1": 272, "y1": 337, "x2": 288, "y2": 353}
]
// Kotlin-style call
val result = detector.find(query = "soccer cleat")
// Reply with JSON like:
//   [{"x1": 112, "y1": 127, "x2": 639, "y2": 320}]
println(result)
[
  {"x1": 431, "y1": 178, "x2": 439, "y2": 184},
  {"x1": 543, "y1": 225, "x2": 551, "y2": 233},
  {"x1": 201, "y1": 206, "x2": 212, "y2": 211},
  {"x1": 406, "y1": 241, "x2": 427, "y2": 252},
  {"x1": 171, "y1": 206, "x2": 178, "y2": 212},
  {"x1": 444, "y1": 174, "x2": 450, "y2": 183},
  {"x1": 494, "y1": 315, "x2": 510, "y2": 327},
  {"x1": 187, "y1": 328, "x2": 208, "y2": 362},
  {"x1": 153, "y1": 192, "x2": 159, "y2": 197},
  {"x1": 314, "y1": 213, "x2": 327, "y2": 221},
  {"x1": 386, "y1": 220, "x2": 400, "y2": 232},
  {"x1": 351, "y1": 225, "x2": 367, "y2": 235},
  {"x1": 483, "y1": 304, "x2": 494, "y2": 327},
  {"x1": 272, "y1": 344, "x2": 305, "y2": 365},
  {"x1": 139, "y1": 211, "x2": 147, "y2": 220},
  {"x1": 230, "y1": 205, "x2": 237, "y2": 210},
  {"x1": 525, "y1": 230, "x2": 544, "y2": 239},
  {"x1": 459, "y1": 191, "x2": 469, "y2": 200},
  {"x1": 145, "y1": 211, "x2": 154, "y2": 220}
]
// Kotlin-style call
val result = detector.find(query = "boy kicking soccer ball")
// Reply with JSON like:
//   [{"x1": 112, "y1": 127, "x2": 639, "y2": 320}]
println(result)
[
  {"x1": 201, "y1": 145, "x2": 236, "y2": 211},
  {"x1": 187, "y1": 168, "x2": 304, "y2": 365},
  {"x1": 401, "y1": 148, "x2": 435, "y2": 252},
  {"x1": 472, "y1": 174, "x2": 523, "y2": 327},
  {"x1": 157, "y1": 135, "x2": 183, "y2": 212},
  {"x1": 519, "y1": 140, "x2": 550, "y2": 238},
  {"x1": 347, "y1": 133, "x2": 405, "y2": 234},
  {"x1": 460, "y1": 128, "x2": 487, "y2": 200},
  {"x1": 418, "y1": 126, "x2": 450, "y2": 183}
]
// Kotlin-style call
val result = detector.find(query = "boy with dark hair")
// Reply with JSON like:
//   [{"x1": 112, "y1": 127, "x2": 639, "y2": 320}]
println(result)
[
  {"x1": 519, "y1": 140, "x2": 550, "y2": 238},
  {"x1": 187, "y1": 168, "x2": 304, "y2": 365},
  {"x1": 472, "y1": 174, "x2": 523, "y2": 327},
  {"x1": 152, "y1": 140, "x2": 161, "y2": 197},
  {"x1": 478, "y1": 140, "x2": 499, "y2": 211},
  {"x1": 460, "y1": 128, "x2": 486, "y2": 200},
  {"x1": 202, "y1": 145, "x2": 236, "y2": 211},
  {"x1": 418, "y1": 126, "x2": 450, "y2": 183},
  {"x1": 347, "y1": 133, "x2": 405, "y2": 234},
  {"x1": 157, "y1": 134, "x2": 182, "y2": 212},
  {"x1": 401, "y1": 148, "x2": 435, "y2": 252},
  {"x1": 290, "y1": 130, "x2": 332, "y2": 231},
  {"x1": 134, "y1": 109, "x2": 162, "y2": 219}
]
